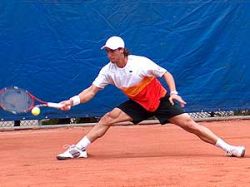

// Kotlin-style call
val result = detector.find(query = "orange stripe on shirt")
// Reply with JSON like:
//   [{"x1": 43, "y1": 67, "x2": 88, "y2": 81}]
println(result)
[
  {"x1": 121, "y1": 77, "x2": 166, "y2": 112},
  {"x1": 121, "y1": 77, "x2": 154, "y2": 97}
]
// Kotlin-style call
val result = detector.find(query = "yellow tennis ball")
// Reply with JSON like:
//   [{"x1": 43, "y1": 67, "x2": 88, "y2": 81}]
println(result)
[{"x1": 31, "y1": 107, "x2": 40, "y2": 116}]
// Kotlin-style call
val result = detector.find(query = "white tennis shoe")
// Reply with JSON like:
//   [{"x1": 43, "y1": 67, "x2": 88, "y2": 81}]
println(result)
[
  {"x1": 56, "y1": 145, "x2": 88, "y2": 160},
  {"x1": 226, "y1": 146, "x2": 245, "y2": 157}
]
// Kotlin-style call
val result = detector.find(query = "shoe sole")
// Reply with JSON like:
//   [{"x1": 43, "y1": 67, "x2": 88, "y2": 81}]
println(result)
[
  {"x1": 56, "y1": 155, "x2": 88, "y2": 160},
  {"x1": 56, "y1": 156, "x2": 72, "y2": 160}
]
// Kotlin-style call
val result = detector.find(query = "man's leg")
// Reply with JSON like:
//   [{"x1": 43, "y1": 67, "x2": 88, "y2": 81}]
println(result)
[
  {"x1": 57, "y1": 108, "x2": 132, "y2": 160},
  {"x1": 168, "y1": 113, "x2": 245, "y2": 157},
  {"x1": 169, "y1": 113, "x2": 218, "y2": 144},
  {"x1": 78, "y1": 107, "x2": 132, "y2": 145}
]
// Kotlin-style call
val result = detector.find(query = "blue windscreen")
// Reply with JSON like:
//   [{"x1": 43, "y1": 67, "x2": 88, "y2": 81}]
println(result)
[{"x1": 0, "y1": 0, "x2": 249, "y2": 120}]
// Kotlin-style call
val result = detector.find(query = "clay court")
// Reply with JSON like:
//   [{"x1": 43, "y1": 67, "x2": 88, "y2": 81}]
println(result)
[{"x1": 0, "y1": 119, "x2": 250, "y2": 187}]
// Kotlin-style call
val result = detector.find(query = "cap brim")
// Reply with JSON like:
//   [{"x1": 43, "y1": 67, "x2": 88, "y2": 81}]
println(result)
[{"x1": 101, "y1": 45, "x2": 106, "y2": 50}]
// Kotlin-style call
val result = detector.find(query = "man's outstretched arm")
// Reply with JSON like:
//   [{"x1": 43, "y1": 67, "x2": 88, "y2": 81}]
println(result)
[{"x1": 60, "y1": 84, "x2": 101, "y2": 110}]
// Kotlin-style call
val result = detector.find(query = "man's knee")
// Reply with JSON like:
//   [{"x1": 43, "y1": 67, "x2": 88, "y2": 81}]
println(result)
[
  {"x1": 99, "y1": 111, "x2": 119, "y2": 126},
  {"x1": 174, "y1": 115, "x2": 200, "y2": 133},
  {"x1": 99, "y1": 108, "x2": 131, "y2": 126}
]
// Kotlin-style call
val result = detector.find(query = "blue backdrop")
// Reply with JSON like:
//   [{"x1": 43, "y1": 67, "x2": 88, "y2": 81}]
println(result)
[{"x1": 1, "y1": 0, "x2": 250, "y2": 120}]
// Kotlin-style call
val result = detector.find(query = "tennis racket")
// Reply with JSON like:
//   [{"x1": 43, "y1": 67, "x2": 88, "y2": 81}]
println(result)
[{"x1": 0, "y1": 86, "x2": 62, "y2": 114}]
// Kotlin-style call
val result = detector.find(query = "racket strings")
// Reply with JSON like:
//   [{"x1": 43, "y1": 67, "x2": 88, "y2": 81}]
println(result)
[{"x1": 0, "y1": 88, "x2": 34, "y2": 113}]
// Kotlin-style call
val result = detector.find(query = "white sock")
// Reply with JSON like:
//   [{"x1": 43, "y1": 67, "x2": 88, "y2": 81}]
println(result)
[
  {"x1": 76, "y1": 136, "x2": 91, "y2": 151},
  {"x1": 215, "y1": 138, "x2": 232, "y2": 152}
]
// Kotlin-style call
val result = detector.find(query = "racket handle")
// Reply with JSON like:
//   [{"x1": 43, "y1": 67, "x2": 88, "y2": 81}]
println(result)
[{"x1": 47, "y1": 102, "x2": 63, "y2": 109}]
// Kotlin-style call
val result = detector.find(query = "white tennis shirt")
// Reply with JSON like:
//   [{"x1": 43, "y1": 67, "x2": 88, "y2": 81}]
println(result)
[{"x1": 93, "y1": 55, "x2": 168, "y2": 111}]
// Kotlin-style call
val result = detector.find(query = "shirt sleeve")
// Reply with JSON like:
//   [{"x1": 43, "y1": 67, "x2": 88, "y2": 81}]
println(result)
[
  {"x1": 92, "y1": 66, "x2": 112, "y2": 89},
  {"x1": 141, "y1": 57, "x2": 167, "y2": 77}
]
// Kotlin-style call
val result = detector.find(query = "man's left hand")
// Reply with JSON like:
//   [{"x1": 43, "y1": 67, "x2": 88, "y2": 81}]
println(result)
[{"x1": 169, "y1": 94, "x2": 187, "y2": 107}]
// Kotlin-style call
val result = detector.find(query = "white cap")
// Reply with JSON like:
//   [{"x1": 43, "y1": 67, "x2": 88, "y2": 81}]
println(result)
[{"x1": 101, "y1": 36, "x2": 125, "y2": 50}]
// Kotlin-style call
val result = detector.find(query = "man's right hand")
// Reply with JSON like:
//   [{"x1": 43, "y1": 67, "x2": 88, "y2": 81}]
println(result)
[{"x1": 59, "y1": 100, "x2": 72, "y2": 111}]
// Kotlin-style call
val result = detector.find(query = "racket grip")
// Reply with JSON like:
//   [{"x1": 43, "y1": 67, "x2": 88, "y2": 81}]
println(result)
[{"x1": 47, "y1": 102, "x2": 63, "y2": 108}]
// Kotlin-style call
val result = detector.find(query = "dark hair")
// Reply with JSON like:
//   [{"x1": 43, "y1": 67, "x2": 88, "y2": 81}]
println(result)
[{"x1": 123, "y1": 48, "x2": 130, "y2": 57}]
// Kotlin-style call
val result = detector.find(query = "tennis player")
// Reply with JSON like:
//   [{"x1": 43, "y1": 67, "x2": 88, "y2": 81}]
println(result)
[{"x1": 57, "y1": 36, "x2": 245, "y2": 160}]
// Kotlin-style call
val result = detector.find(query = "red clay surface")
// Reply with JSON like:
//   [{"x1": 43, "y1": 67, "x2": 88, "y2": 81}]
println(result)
[{"x1": 0, "y1": 119, "x2": 250, "y2": 187}]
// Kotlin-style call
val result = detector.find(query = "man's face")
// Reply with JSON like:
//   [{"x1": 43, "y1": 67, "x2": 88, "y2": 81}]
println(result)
[{"x1": 105, "y1": 48, "x2": 124, "y2": 63}]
